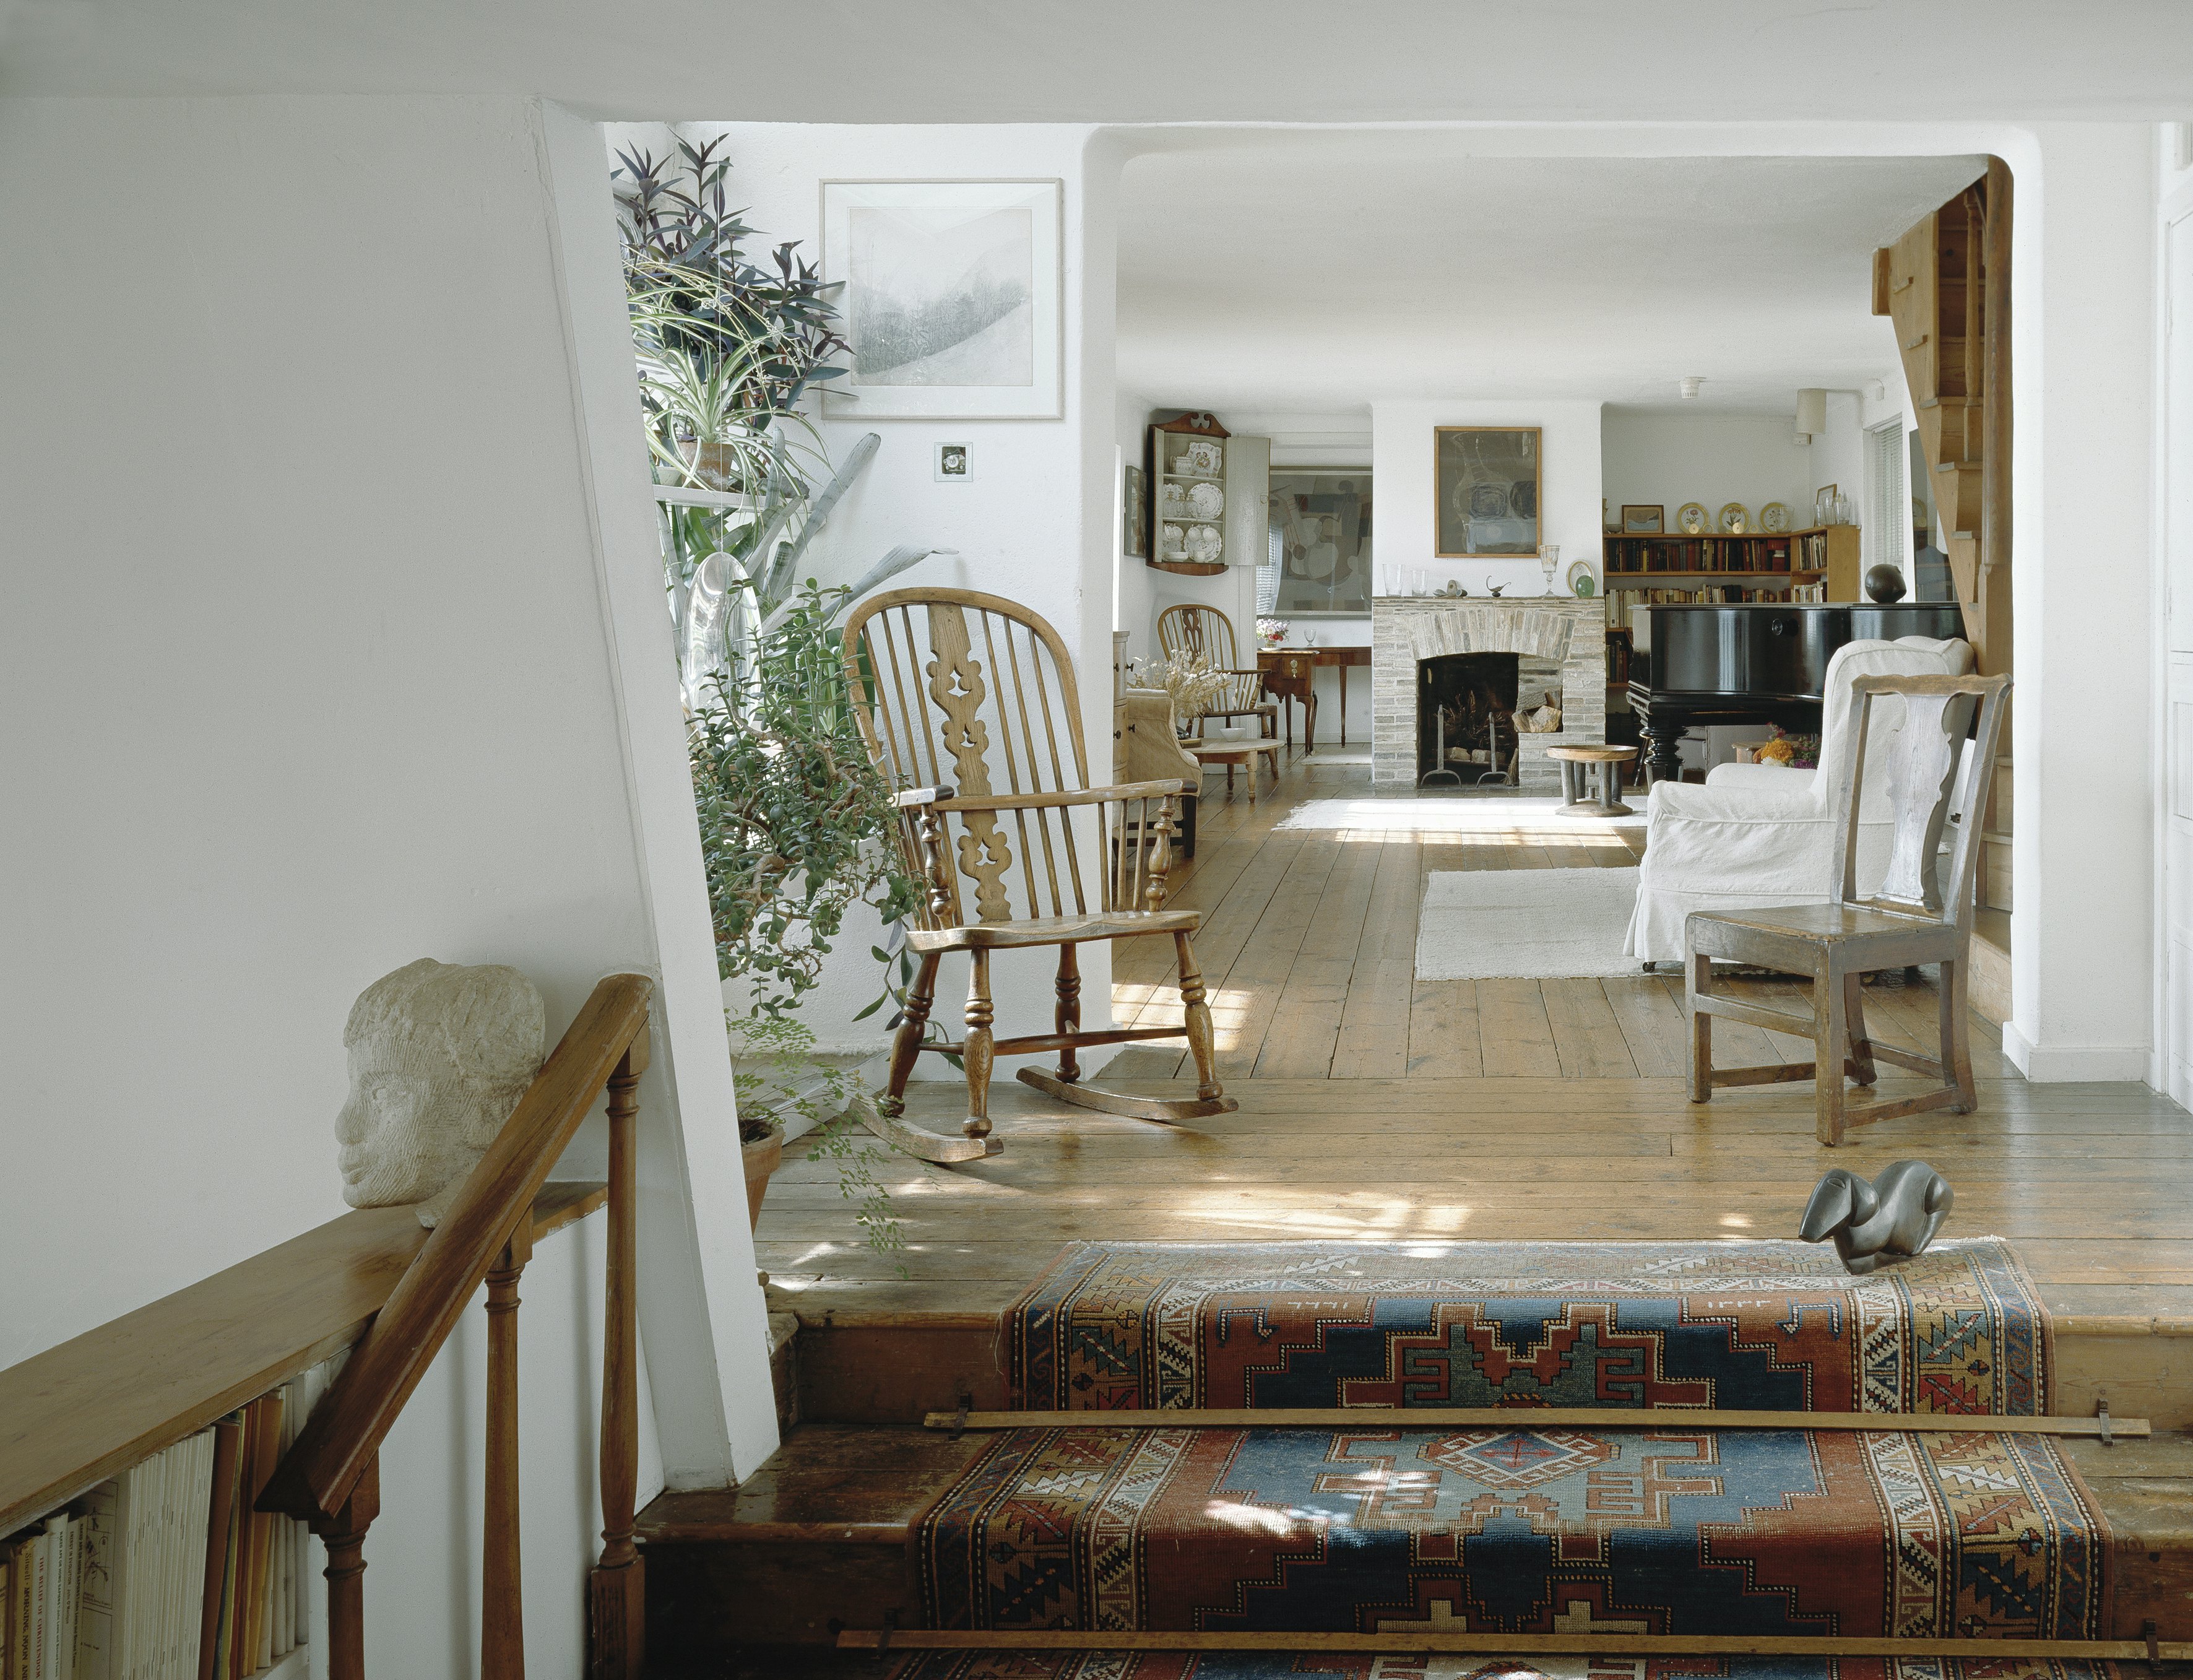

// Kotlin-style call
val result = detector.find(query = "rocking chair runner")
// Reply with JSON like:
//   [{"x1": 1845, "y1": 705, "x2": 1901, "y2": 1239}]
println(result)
[
  {"x1": 1685, "y1": 672, "x2": 2011, "y2": 1147},
  {"x1": 842, "y1": 587, "x2": 1239, "y2": 1163}
]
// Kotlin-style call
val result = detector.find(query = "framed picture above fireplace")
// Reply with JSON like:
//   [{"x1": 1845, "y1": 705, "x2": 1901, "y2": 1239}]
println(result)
[
  {"x1": 1434, "y1": 426, "x2": 1541, "y2": 558},
  {"x1": 1268, "y1": 468, "x2": 1372, "y2": 616}
]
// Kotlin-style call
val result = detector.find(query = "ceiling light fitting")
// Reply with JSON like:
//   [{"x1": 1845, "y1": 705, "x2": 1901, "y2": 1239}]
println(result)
[
  {"x1": 1794, "y1": 387, "x2": 1827, "y2": 444},
  {"x1": 1679, "y1": 376, "x2": 1704, "y2": 400}
]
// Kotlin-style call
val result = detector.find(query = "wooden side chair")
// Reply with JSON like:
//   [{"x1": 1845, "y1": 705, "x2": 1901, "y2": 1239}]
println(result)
[
  {"x1": 1155, "y1": 604, "x2": 1276, "y2": 741},
  {"x1": 843, "y1": 587, "x2": 1239, "y2": 1163},
  {"x1": 1685, "y1": 672, "x2": 2010, "y2": 1146}
]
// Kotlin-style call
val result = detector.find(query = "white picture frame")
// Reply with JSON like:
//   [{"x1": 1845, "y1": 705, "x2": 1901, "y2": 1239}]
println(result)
[
  {"x1": 933, "y1": 441, "x2": 974, "y2": 482},
  {"x1": 821, "y1": 179, "x2": 1063, "y2": 420}
]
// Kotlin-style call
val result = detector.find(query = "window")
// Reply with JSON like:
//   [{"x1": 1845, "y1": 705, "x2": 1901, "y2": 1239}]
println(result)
[{"x1": 1866, "y1": 418, "x2": 1906, "y2": 578}]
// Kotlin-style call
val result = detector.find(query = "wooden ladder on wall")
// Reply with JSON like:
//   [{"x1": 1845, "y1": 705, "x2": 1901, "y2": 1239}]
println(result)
[{"x1": 1873, "y1": 159, "x2": 2014, "y2": 1018}]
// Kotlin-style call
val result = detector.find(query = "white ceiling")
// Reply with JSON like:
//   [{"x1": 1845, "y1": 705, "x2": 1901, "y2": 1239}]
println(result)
[
  {"x1": 0, "y1": 1, "x2": 2188, "y2": 119},
  {"x1": 1118, "y1": 141, "x2": 1989, "y2": 416}
]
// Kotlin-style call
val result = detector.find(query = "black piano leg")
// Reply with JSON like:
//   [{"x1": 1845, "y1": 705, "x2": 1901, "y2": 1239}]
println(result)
[{"x1": 1640, "y1": 719, "x2": 1685, "y2": 786}]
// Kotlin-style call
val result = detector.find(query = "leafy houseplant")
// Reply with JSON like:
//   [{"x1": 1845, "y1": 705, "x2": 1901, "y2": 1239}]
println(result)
[
  {"x1": 686, "y1": 578, "x2": 922, "y2": 1259},
  {"x1": 618, "y1": 137, "x2": 958, "y2": 1263},
  {"x1": 614, "y1": 135, "x2": 847, "y2": 503}
]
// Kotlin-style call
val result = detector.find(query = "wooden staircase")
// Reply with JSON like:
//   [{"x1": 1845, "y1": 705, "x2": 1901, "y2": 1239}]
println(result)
[{"x1": 1875, "y1": 160, "x2": 2013, "y2": 1022}]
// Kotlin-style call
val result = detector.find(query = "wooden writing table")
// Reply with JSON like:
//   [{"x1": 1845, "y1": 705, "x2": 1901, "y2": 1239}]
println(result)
[{"x1": 1257, "y1": 645, "x2": 1371, "y2": 752}]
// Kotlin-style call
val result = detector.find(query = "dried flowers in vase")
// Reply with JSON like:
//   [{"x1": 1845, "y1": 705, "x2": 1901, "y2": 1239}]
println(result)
[{"x1": 1128, "y1": 653, "x2": 1232, "y2": 735}]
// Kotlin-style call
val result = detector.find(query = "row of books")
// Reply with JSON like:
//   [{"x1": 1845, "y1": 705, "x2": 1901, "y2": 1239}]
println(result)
[
  {"x1": 2, "y1": 1361, "x2": 337, "y2": 1680},
  {"x1": 1606, "y1": 584, "x2": 1826, "y2": 630},
  {"x1": 1603, "y1": 537, "x2": 1797, "y2": 574}
]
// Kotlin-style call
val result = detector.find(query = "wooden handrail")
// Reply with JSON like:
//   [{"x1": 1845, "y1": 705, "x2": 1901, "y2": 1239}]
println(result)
[
  {"x1": 258, "y1": 971, "x2": 655, "y2": 1680},
  {"x1": 0, "y1": 1184, "x2": 603, "y2": 1540},
  {"x1": 261, "y1": 973, "x2": 652, "y2": 1527}
]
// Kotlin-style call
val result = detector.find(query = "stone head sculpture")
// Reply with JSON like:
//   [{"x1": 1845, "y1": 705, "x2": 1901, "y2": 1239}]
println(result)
[{"x1": 335, "y1": 958, "x2": 546, "y2": 1227}]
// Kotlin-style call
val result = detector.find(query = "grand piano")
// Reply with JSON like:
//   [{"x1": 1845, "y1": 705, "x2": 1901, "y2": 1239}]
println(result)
[{"x1": 1627, "y1": 602, "x2": 1967, "y2": 784}]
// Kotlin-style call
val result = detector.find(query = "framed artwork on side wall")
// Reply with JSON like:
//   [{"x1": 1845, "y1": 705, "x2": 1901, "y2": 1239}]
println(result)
[
  {"x1": 1434, "y1": 427, "x2": 1541, "y2": 557},
  {"x1": 1269, "y1": 469, "x2": 1372, "y2": 616},
  {"x1": 820, "y1": 179, "x2": 1063, "y2": 419},
  {"x1": 1122, "y1": 463, "x2": 1149, "y2": 558}
]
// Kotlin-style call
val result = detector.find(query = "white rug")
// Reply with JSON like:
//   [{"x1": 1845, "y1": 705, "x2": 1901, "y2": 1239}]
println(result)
[
  {"x1": 1278, "y1": 795, "x2": 1646, "y2": 835},
  {"x1": 1416, "y1": 867, "x2": 1642, "y2": 979}
]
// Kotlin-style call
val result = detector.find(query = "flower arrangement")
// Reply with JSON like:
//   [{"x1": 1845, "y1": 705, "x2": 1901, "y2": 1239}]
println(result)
[
  {"x1": 1129, "y1": 653, "x2": 1232, "y2": 731},
  {"x1": 1760, "y1": 725, "x2": 1821, "y2": 769},
  {"x1": 1255, "y1": 617, "x2": 1289, "y2": 649}
]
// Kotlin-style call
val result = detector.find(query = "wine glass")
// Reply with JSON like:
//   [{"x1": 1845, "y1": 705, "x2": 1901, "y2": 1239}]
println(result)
[{"x1": 1539, "y1": 544, "x2": 1561, "y2": 595}]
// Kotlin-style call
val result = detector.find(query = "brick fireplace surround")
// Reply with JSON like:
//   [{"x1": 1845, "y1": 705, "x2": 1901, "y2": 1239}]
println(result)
[{"x1": 1371, "y1": 597, "x2": 1607, "y2": 789}]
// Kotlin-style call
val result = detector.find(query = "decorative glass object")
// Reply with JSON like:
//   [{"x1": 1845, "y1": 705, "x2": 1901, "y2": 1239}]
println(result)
[{"x1": 1540, "y1": 544, "x2": 1561, "y2": 594}]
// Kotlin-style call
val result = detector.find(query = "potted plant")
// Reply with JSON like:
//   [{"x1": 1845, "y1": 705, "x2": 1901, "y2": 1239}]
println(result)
[{"x1": 615, "y1": 139, "x2": 958, "y2": 1256}]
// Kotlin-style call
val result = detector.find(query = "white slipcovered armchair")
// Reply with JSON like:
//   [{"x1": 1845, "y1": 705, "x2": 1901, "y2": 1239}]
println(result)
[{"x1": 1623, "y1": 636, "x2": 1977, "y2": 964}]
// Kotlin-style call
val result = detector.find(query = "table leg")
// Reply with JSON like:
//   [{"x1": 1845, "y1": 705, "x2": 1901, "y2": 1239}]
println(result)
[
  {"x1": 1305, "y1": 688, "x2": 1318, "y2": 755},
  {"x1": 1339, "y1": 669, "x2": 1347, "y2": 747}
]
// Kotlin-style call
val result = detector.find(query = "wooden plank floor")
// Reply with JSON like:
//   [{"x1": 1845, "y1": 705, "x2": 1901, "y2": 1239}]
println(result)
[{"x1": 758, "y1": 750, "x2": 2193, "y2": 1324}]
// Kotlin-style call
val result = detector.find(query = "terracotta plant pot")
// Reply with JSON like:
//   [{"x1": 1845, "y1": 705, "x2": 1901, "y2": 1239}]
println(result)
[{"x1": 741, "y1": 1127, "x2": 784, "y2": 1230}]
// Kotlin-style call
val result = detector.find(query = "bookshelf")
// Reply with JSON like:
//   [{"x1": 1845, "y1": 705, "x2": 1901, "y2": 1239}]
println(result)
[
  {"x1": 1600, "y1": 526, "x2": 1861, "y2": 627},
  {"x1": 1605, "y1": 532, "x2": 1859, "y2": 605}
]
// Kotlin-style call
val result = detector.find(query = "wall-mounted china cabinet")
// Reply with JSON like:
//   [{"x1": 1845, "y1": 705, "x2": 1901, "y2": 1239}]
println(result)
[{"x1": 1144, "y1": 412, "x2": 1268, "y2": 579}]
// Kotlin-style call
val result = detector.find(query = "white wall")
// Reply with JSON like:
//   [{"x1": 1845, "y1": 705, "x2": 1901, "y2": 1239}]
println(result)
[
  {"x1": 0, "y1": 93, "x2": 766, "y2": 1673},
  {"x1": 1599, "y1": 410, "x2": 1815, "y2": 536},
  {"x1": 665, "y1": 121, "x2": 1117, "y2": 1064},
  {"x1": 1372, "y1": 398, "x2": 1604, "y2": 597},
  {"x1": 2007, "y1": 124, "x2": 2158, "y2": 1081}
]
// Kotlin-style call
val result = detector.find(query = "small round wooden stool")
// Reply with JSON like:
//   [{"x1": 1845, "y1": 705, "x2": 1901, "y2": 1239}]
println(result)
[{"x1": 1547, "y1": 743, "x2": 1639, "y2": 817}]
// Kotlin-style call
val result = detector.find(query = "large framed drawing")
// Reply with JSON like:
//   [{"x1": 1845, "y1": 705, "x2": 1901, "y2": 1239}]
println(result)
[
  {"x1": 1434, "y1": 426, "x2": 1541, "y2": 557},
  {"x1": 820, "y1": 179, "x2": 1063, "y2": 419},
  {"x1": 1268, "y1": 469, "x2": 1372, "y2": 617}
]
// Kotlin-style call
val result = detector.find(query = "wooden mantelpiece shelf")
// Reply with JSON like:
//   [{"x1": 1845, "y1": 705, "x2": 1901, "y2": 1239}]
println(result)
[{"x1": 0, "y1": 1180, "x2": 605, "y2": 1538}]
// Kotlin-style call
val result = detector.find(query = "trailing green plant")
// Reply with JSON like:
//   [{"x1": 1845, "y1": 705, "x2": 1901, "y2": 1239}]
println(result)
[
  {"x1": 731, "y1": 1015, "x2": 902, "y2": 1263},
  {"x1": 687, "y1": 579, "x2": 915, "y2": 1014},
  {"x1": 617, "y1": 135, "x2": 962, "y2": 1270},
  {"x1": 688, "y1": 576, "x2": 941, "y2": 1270}
]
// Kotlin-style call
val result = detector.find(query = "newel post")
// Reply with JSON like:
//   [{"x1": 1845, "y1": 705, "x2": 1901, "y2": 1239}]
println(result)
[{"x1": 588, "y1": 1023, "x2": 649, "y2": 1680}]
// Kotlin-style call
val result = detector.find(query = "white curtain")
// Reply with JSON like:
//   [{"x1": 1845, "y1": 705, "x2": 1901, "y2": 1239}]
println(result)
[{"x1": 1867, "y1": 418, "x2": 1907, "y2": 578}]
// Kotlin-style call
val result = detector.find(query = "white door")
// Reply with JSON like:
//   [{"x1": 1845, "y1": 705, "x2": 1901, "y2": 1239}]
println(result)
[{"x1": 2162, "y1": 210, "x2": 2193, "y2": 1106}]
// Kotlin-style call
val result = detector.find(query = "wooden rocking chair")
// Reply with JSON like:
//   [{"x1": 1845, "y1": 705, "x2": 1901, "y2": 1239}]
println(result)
[
  {"x1": 1155, "y1": 604, "x2": 1276, "y2": 740},
  {"x1": 842, "y1": 587, "x2": 1239, "y2": 1163}
]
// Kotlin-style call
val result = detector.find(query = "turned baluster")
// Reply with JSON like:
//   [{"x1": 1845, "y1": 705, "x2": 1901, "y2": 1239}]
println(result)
[
  {"x1": 316, "y1": 1455, "x2": 379, "y2": 1680},
  {"x1": 482, "y1": 1212, "x2": 533, "y2": 1680},
  {"x1": 589, "y1": 1026, "x2": 649, "y2": 1680}
]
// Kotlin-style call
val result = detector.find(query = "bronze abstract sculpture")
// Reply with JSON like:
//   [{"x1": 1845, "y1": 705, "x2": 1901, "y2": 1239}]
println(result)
[{"x1": 1798, "y1": 1160, "x2": 1953, "y2": 1273}]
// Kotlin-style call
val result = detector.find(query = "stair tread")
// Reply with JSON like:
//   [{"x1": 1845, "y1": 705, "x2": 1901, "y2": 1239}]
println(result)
[
  {"x1": 644, "y1": 1422, "x2": 2193, "y2": 1547},
  {"x1": 639, "y1": 1426, "x2": 983, "y2": 1542}
]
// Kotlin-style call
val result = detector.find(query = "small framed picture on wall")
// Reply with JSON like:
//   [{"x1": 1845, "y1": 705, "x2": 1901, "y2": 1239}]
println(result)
[
  {"x1": 1122, "y1": 462, "x2": 1149, "y2": 558},
  {"x1": 933, "y1": 442, "x2": 973, "y2": 482}
]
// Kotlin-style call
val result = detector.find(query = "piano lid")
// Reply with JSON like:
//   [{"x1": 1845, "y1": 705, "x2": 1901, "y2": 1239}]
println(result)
[{"x1": 1627, "y1": 602, "x2": 1968, "y2": 704}]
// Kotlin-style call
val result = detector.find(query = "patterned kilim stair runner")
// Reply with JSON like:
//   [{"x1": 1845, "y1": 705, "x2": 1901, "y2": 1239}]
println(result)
[
  {"x1": 912, "y1": 1241, "x2": 2116, "y2": 1642},
  {"x1": 1004, "y1": 1241, "x2": 2052, "y2": 1416},
  {"x1": 880, "y1": 1658, "x2": 2126, "y2": 1680}
]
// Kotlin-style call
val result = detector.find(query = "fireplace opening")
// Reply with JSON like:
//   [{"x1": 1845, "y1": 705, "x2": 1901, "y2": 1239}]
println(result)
[{"x1": 1418, "y1": 652, "x2": 1521, "y2": 787}]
